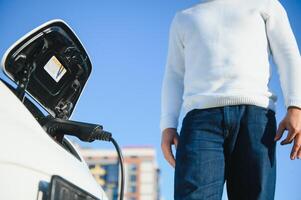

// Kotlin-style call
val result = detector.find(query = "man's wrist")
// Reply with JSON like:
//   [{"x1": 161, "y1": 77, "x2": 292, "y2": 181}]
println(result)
[
  {"x1": 162, "y1": 128, "x2": 177, "y2": 134},
  {"x1": 287, "y1": 106, "x2": 301, "y2": 111}
]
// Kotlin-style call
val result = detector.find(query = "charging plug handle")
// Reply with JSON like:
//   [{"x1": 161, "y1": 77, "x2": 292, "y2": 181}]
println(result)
[
  {"x1": 41, "y1": 117, "x2": 124, "y2": 200},
  {"x1": 42, "y1": 117, "x2": 112, "y2": 142}
]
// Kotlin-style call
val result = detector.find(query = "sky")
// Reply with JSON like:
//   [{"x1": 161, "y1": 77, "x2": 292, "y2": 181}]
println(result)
[{"x1": 0, "y1": 0, "x2": 300, "y2": 199}]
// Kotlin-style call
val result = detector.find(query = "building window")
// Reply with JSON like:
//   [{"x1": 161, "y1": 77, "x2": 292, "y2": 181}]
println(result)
[
  {"x1": 128, "y1": 164, "x2": 137, "y2": 172},
  {"x1": 128, "y1": 185, "x2": 136, "y2": 193},
  {"x1": 130, "y1": 174, "x2": 137, "y2": 182}
]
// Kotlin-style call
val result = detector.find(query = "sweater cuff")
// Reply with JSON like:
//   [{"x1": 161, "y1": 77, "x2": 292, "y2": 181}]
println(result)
[
  {"x1": 160, "y1": 115, "x2": 179, "y2": 133},
  {"x1": 286, "y1": 98, "x2": 301, "y2": 110}
]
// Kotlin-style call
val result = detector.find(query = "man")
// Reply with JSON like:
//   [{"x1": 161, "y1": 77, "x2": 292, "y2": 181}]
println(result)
[{"x1": 160, "y1": 0, "x2": 301, "y2": 199}]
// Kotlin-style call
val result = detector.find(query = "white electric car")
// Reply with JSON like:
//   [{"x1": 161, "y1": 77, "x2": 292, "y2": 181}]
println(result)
[{"x1": 0, "y1": 20, "x2": 111, "y2": 200}]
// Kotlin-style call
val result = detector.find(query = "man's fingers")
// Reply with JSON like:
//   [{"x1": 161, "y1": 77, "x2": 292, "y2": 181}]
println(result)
[
  {"x1": 297, "y1": 145, "x2": 301, "y2": 159},
  {"x1": 161, "y1": 129, "x2": 179, "y2": 168},
  {"x1": 281, "y1": 128, "x2": 298, "y2": 145},
  {"x1": 173, "y1": 134, "x2": 179, "y2": 149},
  {"x1": 275, "y1": 121, "x2": 286, "y2": 141},
  {"x1": 161, "y1": 142, "x2": 176, "y2": 168},
  {"x1": 290, "y1": 134, "x2": 301, "y2": 160}
]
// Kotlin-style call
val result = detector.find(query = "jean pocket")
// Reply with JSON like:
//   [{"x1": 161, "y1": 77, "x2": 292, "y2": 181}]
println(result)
[
  {"x1": 246, "y1": 105, "x2": 275, "y2": 124},
  {"x1": 256, "y1": 106, "x2": 275, "y2": 116}
]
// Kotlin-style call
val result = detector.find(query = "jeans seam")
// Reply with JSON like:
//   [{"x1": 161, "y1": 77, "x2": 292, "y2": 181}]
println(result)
[{"x1": 223, "y1": 106, "x2": 231, "y2": 138}]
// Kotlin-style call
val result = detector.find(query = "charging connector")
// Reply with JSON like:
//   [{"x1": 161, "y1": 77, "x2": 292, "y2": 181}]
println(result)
[{"x1": 42, "y1": 117, "x2": 125, "y2": 200}]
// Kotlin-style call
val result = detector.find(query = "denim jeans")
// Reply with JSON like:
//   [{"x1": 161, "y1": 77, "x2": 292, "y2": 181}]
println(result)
[{"x1": 174, "y1": 104, "x2": 277, "y2": 200}]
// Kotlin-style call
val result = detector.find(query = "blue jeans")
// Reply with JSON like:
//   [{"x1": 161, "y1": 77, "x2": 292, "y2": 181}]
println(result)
[{"x1": 174, "y1": 104, "x2": 277, "y2": 200}]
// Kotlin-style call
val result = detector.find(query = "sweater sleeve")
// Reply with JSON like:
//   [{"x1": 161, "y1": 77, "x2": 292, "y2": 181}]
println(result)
[
  {"x1": 265, "y1": 0, "x2": 301, "y2": 110},
  {"x1": 160, "y1": 13, "x2": 185, "y2": 132}
]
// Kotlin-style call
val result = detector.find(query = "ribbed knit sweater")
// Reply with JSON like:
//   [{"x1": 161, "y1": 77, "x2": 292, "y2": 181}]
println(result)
[{"x1": 160, "y1": 0, "x2": 301, "y2": 132}]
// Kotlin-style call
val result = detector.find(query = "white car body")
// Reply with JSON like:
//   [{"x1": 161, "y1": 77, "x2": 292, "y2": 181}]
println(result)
[{"x1": 0, "y1": 81, "x2": 108, "y2": 200}]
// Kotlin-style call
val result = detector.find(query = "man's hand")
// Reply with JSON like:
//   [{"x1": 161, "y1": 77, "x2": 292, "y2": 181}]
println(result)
[
  {"x1": 161, "y1": 128, "x2": 179, "y2": 168},
  {"x1": 275, "y1": 106, "x2": 301, "y2": 160}
]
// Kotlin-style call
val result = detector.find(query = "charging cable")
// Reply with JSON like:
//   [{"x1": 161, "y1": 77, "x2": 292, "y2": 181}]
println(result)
[{"x1": 42, "y1": 117, "x2": 125, "y2": 200}]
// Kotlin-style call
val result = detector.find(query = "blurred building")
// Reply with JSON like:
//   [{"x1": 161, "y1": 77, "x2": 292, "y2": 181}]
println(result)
[{"x1": 80, "y1": 146, "x2": 160, "y2": 200}]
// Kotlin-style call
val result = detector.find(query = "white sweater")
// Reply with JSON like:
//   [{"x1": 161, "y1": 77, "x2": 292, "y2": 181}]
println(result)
[{"x1": 160, "y1": 0, "x2": 301, "y2": 132}]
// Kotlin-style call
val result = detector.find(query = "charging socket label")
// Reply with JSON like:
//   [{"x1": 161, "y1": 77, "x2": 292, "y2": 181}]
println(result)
[{"x1": 44, "y1": 56, "x2": 67, "y2": 82}]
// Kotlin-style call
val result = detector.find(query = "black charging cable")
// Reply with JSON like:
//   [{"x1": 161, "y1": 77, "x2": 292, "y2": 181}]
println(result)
[{"x1": 42, "y1": 117, "x2": 125, "y2": 200}]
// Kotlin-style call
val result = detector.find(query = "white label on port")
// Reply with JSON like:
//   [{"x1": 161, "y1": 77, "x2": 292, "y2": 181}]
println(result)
[{"x1": 44, "y1": 56, "x2": 67, "y2": 82}]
